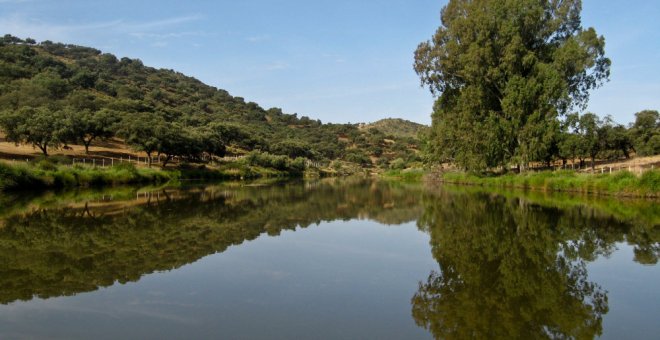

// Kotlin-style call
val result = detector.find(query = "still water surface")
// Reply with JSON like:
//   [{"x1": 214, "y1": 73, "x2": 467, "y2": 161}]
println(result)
[{"x1": 0, "y1": 179, "x2": 657, "y2": 339}]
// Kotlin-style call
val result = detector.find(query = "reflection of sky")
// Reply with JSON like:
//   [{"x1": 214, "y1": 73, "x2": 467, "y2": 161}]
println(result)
[
  {"x1": 0, "y1": 220, "x2": 437, "y2": 339},
  {"x1": 587, "y1": 242, "x2": 660, "y2": 340}
]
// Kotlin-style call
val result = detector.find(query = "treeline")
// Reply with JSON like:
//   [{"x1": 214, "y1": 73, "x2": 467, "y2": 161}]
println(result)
[
  {"x1": 0, "y1": 35, "x2": 422, "y2": 169},
  {"x1": 556, "y1": 110, "x2": 659, "y2": 169}
]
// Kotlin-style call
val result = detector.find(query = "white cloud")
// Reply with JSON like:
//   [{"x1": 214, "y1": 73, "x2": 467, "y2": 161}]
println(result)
[
  {"x1": 129, "y1": 31, "x2": 206, "y2": 40},
  {"x1": 0, "y1": 13, "x2": 203, "y2": 43},
  {"x1": 125, "y1": 15, "x2": 202, "y2": 31}
]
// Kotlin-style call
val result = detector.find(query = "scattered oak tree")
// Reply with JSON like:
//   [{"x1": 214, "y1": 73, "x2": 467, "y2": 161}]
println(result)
[
  {"x1": 116, "y1": 113, "x2": 165, "y2": 166},
  {"x1": 64, "y1": 108, "x2": 120, "y2": 154},
  {"x1": 0, "y1": 107, "x2": 67, "y2": 156},
  {"x1": 629, "y1": 110, "x2": 660, "y2": 156}
]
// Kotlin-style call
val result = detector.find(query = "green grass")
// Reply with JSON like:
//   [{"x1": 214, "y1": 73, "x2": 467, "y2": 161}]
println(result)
[
  {"x1": 381, "y1": 168, "x2": 427, "y2": 182},
  {"x1": 435, "y1": 169, "x2": 660, "y2": 197},
  {"x1": 0, "y1": 162, "x2": 175, "y2": 191},
  {"x1": 0, "y1": 158, "x2": 310, "y2": 192}
]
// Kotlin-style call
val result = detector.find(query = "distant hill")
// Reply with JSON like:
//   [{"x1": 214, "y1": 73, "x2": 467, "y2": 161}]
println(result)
[
  {"x1": 0, "y1": 35, "x2": 422, "y2": 167},
  {"x1": 361, "y1": 118, "x2": 428, "y2": 139}
]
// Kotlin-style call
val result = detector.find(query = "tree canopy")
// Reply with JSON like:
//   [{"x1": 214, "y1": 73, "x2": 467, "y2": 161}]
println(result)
[
  {"x1": 0, "y1": 35, "x2": 424, "y2": 168},
  {"x1": 415, "y1": 0, "x2": 611, "y2": 170}
]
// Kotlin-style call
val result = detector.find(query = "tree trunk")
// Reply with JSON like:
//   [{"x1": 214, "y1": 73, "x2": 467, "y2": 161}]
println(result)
[
  {"x1": 146, "y1": 151, "x2": 153, "y2": 167},
  {"x1": 591, "y1": 156, "x2": 596, "y2": 171},
  {"x1": 83, "y1": 135, "x2": 96, "y2": 154},
  {"x1": 37, "y1": 144, "x2": 48, "y2": 156},
  {"x1": 162, "y1": 155, "x2": 172, "y2": 168}
]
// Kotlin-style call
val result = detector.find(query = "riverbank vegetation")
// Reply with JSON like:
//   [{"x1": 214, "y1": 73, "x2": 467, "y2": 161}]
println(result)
[
  {"x1": 0, "y1": 151, "x2": 320, "y2": 191},
  {"x1": 431, "y1": 169, "x2": 660, "y2": 197},
  {"x1": 410, "y1": 0, "x2": 660, "y2": 197}
]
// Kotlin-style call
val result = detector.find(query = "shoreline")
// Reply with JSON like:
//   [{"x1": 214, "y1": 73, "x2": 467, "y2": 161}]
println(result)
[
  {"x1": 426, "y1": 170, "x2": 660, "y2": 199},
  {"x1": 0, "y1": 161, "x2": 305, "y2": 193}
]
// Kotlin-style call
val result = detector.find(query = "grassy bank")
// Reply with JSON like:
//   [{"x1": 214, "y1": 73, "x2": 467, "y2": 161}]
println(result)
[
  {"x1": 381, "y1": 168, "x2": 426, "y2": 182},
  {"x1": 0, "y1": 162, "x2": 176, "y2": 191},
  {"x1": 432, "y1": 170, "x2": 660, "y2": 197},
  {"x1": 0, "y1": 157, "x2": 305, "y2": 192}
]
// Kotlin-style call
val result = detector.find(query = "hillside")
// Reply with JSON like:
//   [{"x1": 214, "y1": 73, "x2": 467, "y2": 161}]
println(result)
[
  {"x1": 361, "y1": 118, "x2": 428, "y2": 139},
  {"x1": 0, "y1": 34, "x2": 422, "y2": 169}
]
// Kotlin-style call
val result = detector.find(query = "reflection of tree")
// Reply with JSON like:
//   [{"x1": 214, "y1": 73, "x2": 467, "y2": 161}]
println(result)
[
  {"x1": 411, "y1": 191, "x2": 632, "y2": 339},
  {"x1": 0, "y1": 179, "x2": 423, "y2": 304}
]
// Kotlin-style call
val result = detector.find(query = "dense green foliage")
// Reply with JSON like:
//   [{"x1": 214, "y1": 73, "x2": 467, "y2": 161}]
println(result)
[
  {"x1": 415, "y1": 0, "x2": 612, "y2": 170},
  {"x1": 629, "y1": 110, "x2": 660, "y2": 156},
  {"x1": 0, "y1": 35, "x2": 423, "y2": 169},
  {"x1": 412, "y1": 189, "x2": 657, "y2": 339}
]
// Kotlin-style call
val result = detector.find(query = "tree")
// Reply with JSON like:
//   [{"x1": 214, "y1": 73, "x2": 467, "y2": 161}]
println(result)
[
  {"x1": 64, "y1": 108, "x2": 120, "y2": 154},
  {"x1": 116, "y1": 113, "x2": 165, "y2": 166},
  {"x1": 271, "y1": 139, "x2": 317, "y2": 159},
  {"x1": 156, "y1": 123, "x2": 203, "y2": 167},
  {"x1": 0, "y1": 107, "x2": 67, "y2": 156},
  {"x1": 415, "y1": 0, "x2": 610, "y2": 170},
  {"x1": 599, "y1": 116, "x2": 632, "y2": 160},
  {"x1": 629, "y1": 110, "x2": 660, "y2": 156},
  {"x1": 577, "y1": 113, "x2": 601, "y2": 170}
]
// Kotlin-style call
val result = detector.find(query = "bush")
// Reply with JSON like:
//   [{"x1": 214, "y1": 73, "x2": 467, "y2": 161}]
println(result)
[
  {"x1": 244, "y1": 151, "x2": 305, "y2": 174},
  {"x1": 390, "y1": 158, "x2": 406, "y2": 170},
  {"x1": 36, "y1": 159, "x2": 58, "y2": 171}
]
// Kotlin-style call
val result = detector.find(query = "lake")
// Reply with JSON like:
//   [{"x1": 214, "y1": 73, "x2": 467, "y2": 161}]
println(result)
[{"x1": 0, "y1": 179, "x2": 658, "y2": 339}]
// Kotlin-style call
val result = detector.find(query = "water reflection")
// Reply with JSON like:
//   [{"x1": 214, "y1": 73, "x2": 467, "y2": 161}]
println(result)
[
  {"x1": 412, "y1": 189, "x2": 658, "y2": 339},
  {"x1": 0, "y1": 179, "x2": 657, "y2": 339},
  {"x1": 0, "y1": 179, "x2": 424, "y2": 304}
]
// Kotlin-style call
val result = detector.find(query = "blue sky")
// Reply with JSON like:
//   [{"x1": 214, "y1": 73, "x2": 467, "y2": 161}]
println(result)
[{"x1": 0, "y1": 0, "x2": 658, "y2": 125}]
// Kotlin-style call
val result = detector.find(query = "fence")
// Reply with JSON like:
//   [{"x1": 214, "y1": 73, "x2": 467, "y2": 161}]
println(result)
[
  {"x1": 520, "y1": 161, "x2": 656, "y2": 175},
  {"x1": 1, "y1": 153, "x2": 256, "y2": 168}
]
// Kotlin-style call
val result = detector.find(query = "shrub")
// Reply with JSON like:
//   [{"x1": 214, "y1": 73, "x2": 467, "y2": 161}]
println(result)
[{"x1": 390, "y1": 158, "x2": 406, "y2": 170}]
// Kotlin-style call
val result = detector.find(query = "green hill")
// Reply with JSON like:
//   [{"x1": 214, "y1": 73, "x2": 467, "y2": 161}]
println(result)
[
  {"x1": 0, "y1": 34, "x2": 422, "y2": 169},
  {"x1": 361, "y1": 118, "x2": 428, "y2": 139}
]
